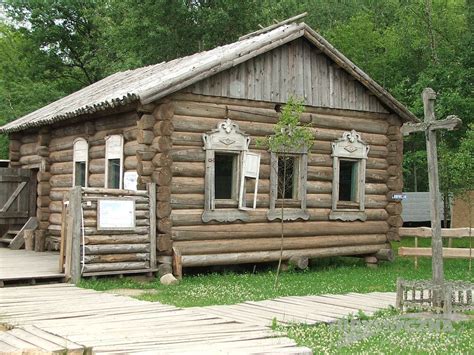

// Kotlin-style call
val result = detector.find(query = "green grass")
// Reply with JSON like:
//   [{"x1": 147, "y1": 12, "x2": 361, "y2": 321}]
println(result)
[
  {"x1": 79, "y1": 238, "x2": 473, "y2": 307},
  {"x1": 275, "y1": 309, "x2": 474, "y2": 354}
]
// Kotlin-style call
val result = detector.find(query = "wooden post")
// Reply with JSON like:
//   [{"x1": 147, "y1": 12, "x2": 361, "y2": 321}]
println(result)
[
  {"x1": 423, "y1": 89, "x2": 444, "y2": 295},
  {"x1": 414, "y1": 236, "x2": 418, "y2": 269},
  {"x1": 402, "y1": 88, "x2": 462, "y2": 308},
  {"x1": 148, "y1": 183, "x2": 157, "y2": 269},
  {"x1": 68, "y1": 187, "x2": 82, "y2": 284}
]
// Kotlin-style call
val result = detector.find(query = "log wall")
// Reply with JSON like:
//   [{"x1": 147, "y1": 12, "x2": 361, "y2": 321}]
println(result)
[
  {"x1": 10, "y1": 110, "x2": 141, "y2": 250},
  {"x1": 168, "y1": 93, "x2": 399, "y2": 266}
]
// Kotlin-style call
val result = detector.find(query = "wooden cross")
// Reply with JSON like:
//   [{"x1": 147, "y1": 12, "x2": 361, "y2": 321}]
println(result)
[{"x1": 402, "y1": 88, "x2": 462, "y2": 305}]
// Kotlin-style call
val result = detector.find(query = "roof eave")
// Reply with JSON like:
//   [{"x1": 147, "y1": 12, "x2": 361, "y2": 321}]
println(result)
[{"x1": 0, "y1": 94, "x2": 140, "y2": 134}]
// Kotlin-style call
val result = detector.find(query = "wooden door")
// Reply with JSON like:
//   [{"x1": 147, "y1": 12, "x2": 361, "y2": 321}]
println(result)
[{"x1": 0, "y1": 168, "x2": 36, "y2": 225}]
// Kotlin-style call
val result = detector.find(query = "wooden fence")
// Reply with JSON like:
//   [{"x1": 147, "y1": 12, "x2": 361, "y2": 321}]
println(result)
[
  {"x1": 61, "y1": 185, "x2": 157, "y2": 283},
  {"x1": 398, "y1": 227, "x2": 473, "y2": 268}
]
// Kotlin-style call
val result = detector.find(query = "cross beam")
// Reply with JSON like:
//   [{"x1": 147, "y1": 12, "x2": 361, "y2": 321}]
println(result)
[{"x1": 401, "y1": 88, "x2": 462, "y2": 307}]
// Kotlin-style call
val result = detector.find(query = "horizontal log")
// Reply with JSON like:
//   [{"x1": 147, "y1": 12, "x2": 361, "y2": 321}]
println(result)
[
  {"x1": 88, "y1": 174, "x2": 104, "y2": 188},
  {"x1": 37, "y1": 182, "x2": 51, "y2": 196},
  {"x1": 20, "y1": 142, "x2": 38, "y2": 156},
  {"x1": 172, "y1": 96, "x2": 390, "y2": 131},
  {"x1": 89, "y1": 159, "x2": 105, "y2": 174},
  {"x1": 50, "y1": 174, "x2": 72, "y2": 188},
  {"x1": 94, "y1": 111, "x2": 138, "y2": 131},
  {"x1": 20, "y1": 134, "x2": 37, "y2": 144},
  {"x1": 84, "y1": 234, "x2": 150, "y2": 245},
  {"x1": 399, "y1": 227, "x2": 474, "y2": 238},
  {"x1": 37, "y1": 196, "x2": 51, "y2": 208},
  {"x1": 82, "y1": 187, "x2": 149, "y2": 196},
  {"x1": 50, "y1": 188, "x2": 68, "y2": 201},
  {"x1": 181, "y1": 243, "x2": 389, "y2": 267},
  {"x1": 48, "y1": 201, "x2": 63, "y2": 213},
  {"x1": 89, "y1": 145, "x2": 105, "y2": 159},
  {"x1": 398, "y1": 247, "x2": 473, "y2": 259},
  {"x1": 174, "y1": 234, "x2": 387, "y2": 255},
  {"x1": 48, "y1": 213, "x2": 62, "y2": 226},
  {"x1": 50, "y1": 162, "x2": 73, "y2": 175},
  {"x1": 173, "y1": 221, "x2": 388, "y2": 240},
  {"x1": 170, "y1": 193, "x2": 387, "y2": 210},
  {"x1": 123, "y1": 127, "x2": 138, "y2": 141},
  {"x1": 82, "y1": 262, "x2": 149, "y2": 273},
  {"x1": 19, "y1": 155, "x2": 42, "y2": 165},
  {"x1": 48, "y1": 136, "x2": 74, "y2": 152},
  {"x1": 83, "y1": 244, "x2": 150, "y2": 254},
  {"x1": 84, "y1": 226, "x2": 149, "y2": 235},
  {"x1": 84, "y1": 253, "x2": 149, "y2": 263},
  {"x1": 124, "y1": 141, "x2": 148, "y2": 156}
]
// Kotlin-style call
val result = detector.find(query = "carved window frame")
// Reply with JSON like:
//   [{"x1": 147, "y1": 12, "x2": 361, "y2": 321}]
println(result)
[
  {"x1": 329, "y1": 130, "x2": 370, "y2": 221},
  {"x1": 267, "y1": 147, "x2": 309, "y2": 221},
  {"x1": 73, "y1": 138, "x2": 88, "y2": 187},
  {"x1": 202, "y1": 118, "x2": 251, "y2": 223},
  {"x1": 105, "y1": 135, "x2": 124, "y2": 189}
]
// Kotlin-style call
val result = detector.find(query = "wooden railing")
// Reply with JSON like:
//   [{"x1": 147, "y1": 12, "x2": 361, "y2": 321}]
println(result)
[{"x1": 398, "y1": 227, "x2": 473, "y2": 268}]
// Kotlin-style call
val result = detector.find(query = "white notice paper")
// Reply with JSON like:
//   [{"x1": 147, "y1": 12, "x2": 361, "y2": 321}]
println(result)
[
  {"x1": 123, "y1": 171, "x2": 139, "y2": 191},
  {"x1": 98, "y1": 199, "x2": 135, "y2": 230}
]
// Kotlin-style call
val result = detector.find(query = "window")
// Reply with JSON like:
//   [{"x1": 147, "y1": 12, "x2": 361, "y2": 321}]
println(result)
[
  {"x1": 338, "y1": 160, "x2": 358, "y2": 202},
  {"x1": 268, "y1": 150, "x2": 309, "y2": 221},
  {"x1": 329, "y1": 130, "x2": 369, "y2": 221},
  {"x1": 202, "y1": 118, "x2": 260, "y2": 222},
  {"x1": 73, "y1": 138, "x2": 88, "y2": 187},
  {"x1": 277, "y1": 156, "x2": 298, "y2": 199},
  {"x1": 214, "y1": 153, "x2": 237, "y2": 199},
  {"x1": 105, "y1": 135, "x2": 124, "y2": 189}
]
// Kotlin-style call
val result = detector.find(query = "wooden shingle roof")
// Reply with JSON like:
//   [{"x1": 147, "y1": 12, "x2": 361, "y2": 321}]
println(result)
[{"x1": 0, "y1": 22, "x2": 418, "y2": 133}]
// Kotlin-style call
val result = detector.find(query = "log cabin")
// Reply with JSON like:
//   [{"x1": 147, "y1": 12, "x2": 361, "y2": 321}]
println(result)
[{"x1": 0, "y1": 19, "x2": 418, "y2": 275}]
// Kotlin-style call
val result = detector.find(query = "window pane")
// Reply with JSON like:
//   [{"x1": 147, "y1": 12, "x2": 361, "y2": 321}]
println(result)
[
  {"x1": 108, "y1": 159, "x2": 121, "y2": 189},
  {"x1": 277, "y1": 156, "x2": 296, "y2": 199},
  {"x1": 74, "y1": 161, "x2": 86, "y2": 187},
  {"x1": 339, "y1": 160, "x2": 357, "y2": 201},
  {"x1": 215, "y1": 154, "x2": 235, "y2": 199}
]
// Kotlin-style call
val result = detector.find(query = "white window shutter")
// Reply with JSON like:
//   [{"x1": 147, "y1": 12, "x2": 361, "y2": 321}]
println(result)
[{"x1": 239, "y1": 152, "x2": 261, "y2": 210}]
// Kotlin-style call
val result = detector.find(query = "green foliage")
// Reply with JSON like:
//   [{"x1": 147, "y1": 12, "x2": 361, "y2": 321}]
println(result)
[
  {"x1": 258, "y1": 97, "x2": 313, "y2": 153},
  {"x1": 277, "y1": 313, "x2": 474, "y2": 354},
  {"x1": 0, "y1": 0, "x2": 471, "y2": 185}
]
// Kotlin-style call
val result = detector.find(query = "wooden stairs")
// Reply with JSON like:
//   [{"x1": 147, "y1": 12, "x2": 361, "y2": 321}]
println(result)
[{"x1": 0, "y1": 217, "x2": 38, "y2": 249}]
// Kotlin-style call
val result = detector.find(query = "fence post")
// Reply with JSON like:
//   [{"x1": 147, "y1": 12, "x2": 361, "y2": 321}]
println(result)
[
  {"x1": 395, "y1": 277, "x2": 403, "y2": 311},
  {"x1": 69, "y1": 187, "x2": 82, "y2": 284},
  {"x1": 148, "y1": 183, "x2": 157, "y2": 270}
]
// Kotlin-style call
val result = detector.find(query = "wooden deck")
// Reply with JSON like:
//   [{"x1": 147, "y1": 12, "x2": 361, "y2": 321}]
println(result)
[
  {"x1": 196, "y1": 292, "x2": 397, "y2": 326},
  {"x1": 0, "y1": 284, "x2": 311, "y2": 354},
  {"x1": 0, "y1": 248, "x2": 64, "y2": 286}
]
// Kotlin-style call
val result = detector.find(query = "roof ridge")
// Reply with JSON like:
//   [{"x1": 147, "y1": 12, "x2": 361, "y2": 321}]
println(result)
[{"x1": 238, "y1": 12, "x2": 307, "y2": 41}]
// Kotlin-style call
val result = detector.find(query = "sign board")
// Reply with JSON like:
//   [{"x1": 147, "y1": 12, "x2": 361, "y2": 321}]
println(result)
[
  {"x1": 391, "y1": 193, "x2": 407, "y2": 201},
  {"x1": 97, "y1": 199, "x2": 135, "y2": 230},
  {"x1": 123, "y1": 171, "x2": 138, "y2": 191}
]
